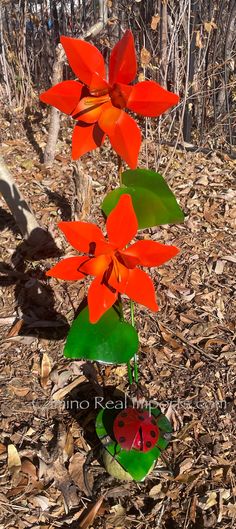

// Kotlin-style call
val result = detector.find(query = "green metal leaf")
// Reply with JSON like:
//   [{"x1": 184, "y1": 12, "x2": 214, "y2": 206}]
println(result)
[
  {"x1": 105, "y1": 442, "x2": 159, "y2": 481},
  {"x1": 64, "y1": 306, "x2": 139, "y2": 364},
  {"x1": 102, "y1": 168, "x2": 184, "y2": 229}
]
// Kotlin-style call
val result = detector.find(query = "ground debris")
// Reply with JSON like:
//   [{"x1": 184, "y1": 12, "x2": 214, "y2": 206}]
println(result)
[{"x1": 0, "y1": 107, "x2": 235, "y2": 528}]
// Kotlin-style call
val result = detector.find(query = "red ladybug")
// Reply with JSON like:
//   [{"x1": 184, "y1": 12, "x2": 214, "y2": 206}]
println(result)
[{"x1": 113, "y1": 408, "x2": 159, "y2": 453}]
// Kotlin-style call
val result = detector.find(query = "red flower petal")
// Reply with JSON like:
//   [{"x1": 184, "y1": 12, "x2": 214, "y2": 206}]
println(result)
[
  {"x1": 109, "y1": 265, "x2": 158, "y2": 312},
  {"x1": 106, "y1": 194, "x2": 138, "y2": 249},
  {"x1": 88, "y1": 276, "x2": 117, "y2": 323},
  {"x1": 80, "y1": 254, "x2": 112, "y2": 277},
  {"x1": 127, "y1": 81, "x2": 179, "y2": 117},
  {"x1": 98, "y1": 105, "x2": 120, "y2": 133},
  {"x1": 72, "y1": 122, "x2": 105, "y2": 159},
  {"x1": 46, "y1": 256, "x2": 88, "y2": 280},
  {"x1": 60, "y1": 36, "x2": 108, "y2": 91},
  {"x1": 117, "y1": 252, "x2": 140, "y2": 269},
  {"x1": 71, "y1": 96, "x2": 110, "y2": 123},
  {"x1": 109, "y1": 30, "x2": 137, "y2": 85},
  {"x1": 58, "y1": 221, "x2": 109, "y2": 255},
  {"x1": 121, "y1": 241, "x2": 179, "y2": 267},
  {"x1": 40, "y1": 80, "x2": 83, "y2": 114},
  {"x1": 98, "y1": 107, "x2": 141, "y2": 169}
]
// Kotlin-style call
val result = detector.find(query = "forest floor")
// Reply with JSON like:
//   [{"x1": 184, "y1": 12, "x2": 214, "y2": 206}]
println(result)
[{"x1": 0, "y1": 104, "x2": 236, "y2": 529}]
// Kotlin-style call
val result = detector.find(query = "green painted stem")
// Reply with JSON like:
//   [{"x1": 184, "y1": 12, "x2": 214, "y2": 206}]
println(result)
[
  {"x1": 116, "y1": 160, "x2": 134, "y2": 386},
  {"x1": 130, "y1": 300, "x2": 139, "y2": 383},
  {"x1": 117, "y1": 155, "x2": 122, "y2": 185},
  {"x1": 127, "y1": 361, "x2": 133, "y2": 385},
  {"x1": 118, "y1": 294, "x2": 133, "y2": 384},
  {"x1": 117, "y1": 294, "x2": 124, "y2": 321}
]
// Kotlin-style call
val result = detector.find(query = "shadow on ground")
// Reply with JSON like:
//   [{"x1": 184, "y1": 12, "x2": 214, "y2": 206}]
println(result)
[{"x1": 0, "y1": 220, "x2": 69, "y2": 340}]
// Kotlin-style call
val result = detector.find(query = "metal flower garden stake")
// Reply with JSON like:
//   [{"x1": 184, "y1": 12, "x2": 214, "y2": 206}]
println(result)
[{"x1": 41, "y1": 30, "x2": 184, "y2": 481}]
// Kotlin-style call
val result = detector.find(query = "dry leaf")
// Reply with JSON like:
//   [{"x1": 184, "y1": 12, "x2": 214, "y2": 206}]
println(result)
[
  {"x1": 78, "y1": 495, "x2": 104, "y2": 529},
  {"x1": 141, "y1": 47, "x2": 151, "y2": 66},
  {"x1": 113, "y1": 365, "x2": 127, "y2": 377},
  {"x1": 226, "y1": 503, "x2": 236, "y2": 517},
  {"x1": 106, "y1": 504, "x2": 127, "y2": 528},
  {"x1": 20, "y1": 159, "x2": 34, "y2": 170},
  {"x1": 193, "y1": 360, "x2": 204, "y2": 370},
  {"x1": 196, "y1": 175, "x2": 208, "y2": 186},
  {"x1": 215, "y1": 260, "x2": 226, "y2": 274},
  {"x1": 63, "y1": 429, "x2": 74, "y2": 461},
  {"x1": 196, "y1": 30, "x2": 203, "y2": 48},
  {"x1": 138, "y1": 72, "x2": 145, "y2": 82},
  {"x1": 221, "y1": 489, "x2": 231, "y2": 500},
  {"x1": 175, "y1": 469, "x2": 204, "y2": 484},
  {"x1": 7, "y1": 478, "x2": 29, "y2": 497},
  {"x1": 31, "y1": 495, "x2": 50, "y2": 511},
  {"x1": 69, "y1": 452, "x2": 93, "y2": 494},
  {"x1": 52, "y1": 375, "x2": 86, "y2": 400},
  {"x1": 40, "y1": 352, "x2": 52, "y2": 387},
  {"x1": 189, "y1": 494, "x2": 198, "y2": 523},
  {"x1": 178, "y1": 457, "x2": 194, "y2": 475},
  {"x1": 151, "y1": 14, "x2": 160, "y2": 30},
  {"x1": 166, "y1": 488, "x2": 180, "y2": 500},
  {"x1": 55, "y1": 154, "x2": 70, "y2": 164},
  {"x1": 105, "y1": 365, "x2": 112, "y2": 377},
  {"x1": 199, "y1": 491, "x2": 217, "y2": 510},
  {"x1": 0, "y1": 442, "x2": 6, "y2": 454},
  {"x1": 221, "y1": 255, "x2": 236, "y2": 263},
  {"x1": 38, "y1": 458, "x2": 48, "y2": 480},
  {"x1": 6, "y1": 318, "x2": 24, "y2": 338},
  {"x1": 203, "y1": 201, "x2": 218, "y2": 223},
  {"x1": 8, "y1": 378, "x2": 30, "y2": 397},
  {"x1": 212, "y1": 468, "x2": 224, "y2": 482},
  {"x1": 0, "y1": 316, "x2": 16, "y2": 325},
  {"x1": 39, "y1": 457, "x2": 79, "y2": 512},
  {"x1": 21, "y1": 458, "x2": 38, "y2": 479},
  {"x1": 204, "y1": 20, "x2": 217, "y2": 33},
  {"x1": 7, "y1": 444, "x2": 21, "y2": 475},
  {"x1": 149, "y1": 483, "x2": 163, "y2": 497}
]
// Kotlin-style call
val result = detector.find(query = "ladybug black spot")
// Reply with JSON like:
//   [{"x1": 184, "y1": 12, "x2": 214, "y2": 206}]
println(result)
[
  {"x1": 118, "y1": 420, "x2": 124, "y2": 427},
  {"x1": 150, "y1": 430, "x2": 157, "y2": 438},
  {"x1": 146, "y1": 441, "x2": 152, "y2": 448},
  {"x1": 138, "y1": 415, "x2": 145, "y2": 421},
  {"x1": 119, "y1": 436, "x2": 126, "y2": 443}
]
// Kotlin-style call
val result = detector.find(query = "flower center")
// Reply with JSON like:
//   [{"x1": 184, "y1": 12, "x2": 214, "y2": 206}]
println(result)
[
  {"x1": 113, "y1": 255, "x2": 122, "y2": 283},
  {"x1": 84, "y1": 94, "x2": 110, "y2": 107},
  {"x1": 109, "y1": 84, "x2": 127, "y2": 109},
  {"x1": 89, "y1": 88, "x2": 109, "y2": 97}
]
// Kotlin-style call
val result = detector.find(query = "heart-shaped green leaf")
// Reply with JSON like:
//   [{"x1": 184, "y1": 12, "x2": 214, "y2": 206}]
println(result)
[
  {"x1": 102, "y1": 168, "x2": 184, "y2": 229},
  {"x1": 64, "y1": 306, "x2": 138, "y2": 364}
]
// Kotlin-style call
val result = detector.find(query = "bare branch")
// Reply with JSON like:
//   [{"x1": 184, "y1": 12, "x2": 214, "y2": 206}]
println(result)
[
  {"x1": 0, "y1": 156, "x2": 55, "y2": 251},
  {"x1": 43, "y1": 44, "x2": 65, "y2": 165}
]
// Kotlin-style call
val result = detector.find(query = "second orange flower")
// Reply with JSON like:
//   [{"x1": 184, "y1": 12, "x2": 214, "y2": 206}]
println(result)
[{"x1": 46, "y1": 195, "x2": 179, "y2": 323}]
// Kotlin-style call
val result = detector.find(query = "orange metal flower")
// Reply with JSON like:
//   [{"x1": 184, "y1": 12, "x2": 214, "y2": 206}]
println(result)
[
  {"x1": 40, "y1": 31, "x2": 179, "y2": 168},
  {"x1": 46, "y1": 195, "x2": 179, "y2": 323}
]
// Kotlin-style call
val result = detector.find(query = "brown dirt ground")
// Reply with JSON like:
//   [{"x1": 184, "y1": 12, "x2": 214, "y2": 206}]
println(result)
[{"x1": 0, "y1": 105, "x2": 236, "y2": 529}]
